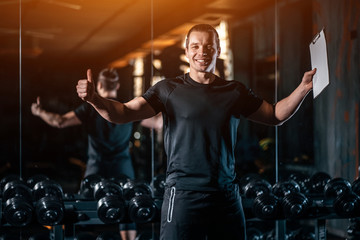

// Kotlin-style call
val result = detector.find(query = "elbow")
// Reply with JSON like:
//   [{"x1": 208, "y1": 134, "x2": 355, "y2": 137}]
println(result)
[
  {"x1": 274, "y1": 120, "x2": 284, "y2": 127},
  {"x1": 272, "y1": 115, "x2": 289, "y2": 126},
  {"x1": 55, "y1": 118, "x2": 68, "y2": 128},
  {"x1": 54, "y1": 121, "x2": 64, "y2": 128}
]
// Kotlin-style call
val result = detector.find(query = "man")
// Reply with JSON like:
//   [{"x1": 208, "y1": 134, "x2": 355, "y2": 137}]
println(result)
[
  {"x1": 31, "y1": 68, "x2": 137, "y2": 240},
  {"x1": 76, "y1": 24, "x2": 315, "y2": 239}
]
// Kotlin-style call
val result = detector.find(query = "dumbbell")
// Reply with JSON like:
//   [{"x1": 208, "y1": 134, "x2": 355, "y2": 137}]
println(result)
[
  {"x1": 238, "y1": 173, "x2": 262, "y2": 196},
  {"x1": 351, "y1": 177, "x2": 360, "y2": 196},
  {"x1": 33, "y1": 179, "x2": 65, "y2": 226},
  {"x1": 151, "y1": 174, "x2": 166, "y2": 198},
  {"x1": 109, "y1": 173, "x2": 131, "y2": 188},
  {"x1": 308, "y1": 172, "x2": 331, "y2": 194},
  {"x1": 79, "y1": 174, "x2": 103, "y2": 199},
  {"x1": 26, "y1": 174, "x2": 49, "y2": 189},
  {"x1": 246, "y1": 226, "x2": 265, "y2": 240},
  {"x1": 125, "y1": 181, "x2": 157, "y2": 224},
  {"x1": 243, "y1": 179, "x2": 280, "y2": 220},
  {"x1": 123, "y1": 181, "x2": 153, "y2": 201},
  {"x1": 0, "y1": 174, "x2": 21, "y2": 197},
  {"x1": 2, "y1": 179, "x2": 34, "y2": 227},
  {"x1": 93, "y1": 179, "x2": 126, "y2": 224},
  {"x1": 324, "y1": 177, "x2": 360, "y2": 218},
  {"x1": 287, "y1": 172, "x2": 310, "y2": 194},
  {"x1": 272, "y1": 180, "x2": 311, "y2": 219}
]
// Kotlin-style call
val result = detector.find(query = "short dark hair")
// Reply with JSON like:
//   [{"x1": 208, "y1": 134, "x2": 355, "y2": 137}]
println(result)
[
  {"x1": 185, "y1": 24, "x2": 220, "y2": 49},
  {"x1": 98, "y1": 68, "x2": 119, "y2": 91}
]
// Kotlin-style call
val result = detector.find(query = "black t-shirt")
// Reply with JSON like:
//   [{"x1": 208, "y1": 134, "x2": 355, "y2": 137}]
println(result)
[
  {"x1": 74, "y1": 102, "x2": 133, "y2": 162},
  {"x1": 142, "y1": 73, "x2": 263, "y2": 191}
]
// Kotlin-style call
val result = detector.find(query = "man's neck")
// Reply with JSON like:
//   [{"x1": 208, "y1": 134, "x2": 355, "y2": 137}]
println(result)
[
  {"x1": 99, "y1": 91, "x2": 117, "y2": 99},
  {"x1": 189, "y1": 71, "x2": 215, "y2": 84}
]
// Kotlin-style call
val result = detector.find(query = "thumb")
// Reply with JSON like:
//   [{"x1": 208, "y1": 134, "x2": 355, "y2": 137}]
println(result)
[
  {"x1": 87, "y1": 69, "x2": 93, "y2": 83},
  {"x1": 36, "y1": 96, "x2": 40, "y2": 105}
]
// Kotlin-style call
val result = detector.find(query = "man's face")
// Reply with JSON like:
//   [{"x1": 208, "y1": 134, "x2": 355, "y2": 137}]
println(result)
[{"x1": 185, "y1": 30, "x2": 220, "y2": 74}]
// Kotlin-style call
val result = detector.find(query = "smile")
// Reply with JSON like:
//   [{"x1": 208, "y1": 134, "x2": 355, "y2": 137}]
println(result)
[{"x1": 195, "y1": 59, "x2": 209, "y2": 64}]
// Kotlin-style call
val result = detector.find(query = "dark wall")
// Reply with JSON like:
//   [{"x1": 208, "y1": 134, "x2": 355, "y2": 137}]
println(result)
[{"x1": 312, "y1": 0, "x2": 360, "y2": 181}]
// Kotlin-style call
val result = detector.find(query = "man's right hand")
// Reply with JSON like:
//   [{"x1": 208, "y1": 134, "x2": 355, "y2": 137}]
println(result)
[
  {"x1": 77, "y1": 69, "x2": 96, "y2": 102},
  {"x1": 31, "y1": 96, "x2": 42, "y2": 116}
]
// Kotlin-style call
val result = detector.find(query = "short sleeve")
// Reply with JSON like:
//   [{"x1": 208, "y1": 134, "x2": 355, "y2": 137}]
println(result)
[
  {"x1": 74, "y1": 103, "x2": 90, "y2": 122},
  {"x1": 142, "y1": 81, "x2": 168, "y2": 113},
  {"x1": 231, "y1": 83, "x2": 263, "y2": 118}
]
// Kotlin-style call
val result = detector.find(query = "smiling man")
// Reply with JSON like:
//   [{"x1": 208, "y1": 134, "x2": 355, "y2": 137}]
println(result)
[{"x1": 76, "y1": 24, "x2": 315, "y2": 239}]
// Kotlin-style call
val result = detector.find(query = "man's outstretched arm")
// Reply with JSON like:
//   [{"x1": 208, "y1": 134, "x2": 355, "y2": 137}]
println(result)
[
  {"x1": 31, "y1": 96, "x2": 82, "y2": 128},
  {"x1": 76, "y1": 69, "x2": 156, "y2": 124},
  {"x1": 247, "y1": 68, "x2": 316, "y2": 126}
]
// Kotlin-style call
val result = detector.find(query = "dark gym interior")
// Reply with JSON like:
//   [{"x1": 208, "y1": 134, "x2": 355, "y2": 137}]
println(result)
[{"x1": 0, "y1": 0, "x2": 359, "y2": 239}]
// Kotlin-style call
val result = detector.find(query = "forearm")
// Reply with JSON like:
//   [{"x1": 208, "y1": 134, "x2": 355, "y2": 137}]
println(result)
[
  {"x1": 37, "y1": 109, "x2": 64, "y2": 128},
  {"x1": 88, "y1": 94, "x2": 153, "y2": 124},
  {"x1": 274, "y1": 81, "x2": 312, "y2": 123},
  {"x1": 88, "y1": 94, "x2": 126, "y2": 123}
]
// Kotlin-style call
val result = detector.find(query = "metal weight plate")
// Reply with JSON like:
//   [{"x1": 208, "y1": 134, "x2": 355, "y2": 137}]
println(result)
[
  {"x1": 35, "y1": 195, "x2": 64, "y2": 226},
  {"x1": 4, "y1": 196, "x2": 34, "y2": 227},
  {"x1": 79, "y1": 174, "x2": 103, "y2": 199},
  {"x1": 97, "y1": 195, "x2": 126, "y2": 224},
  {"x1": 128, "y1": 195, "x2": 156, "y2": 224},
  {"x1": 93, "y1": 180, "x2": 123, "y2": 201},
  {"x1": 272, "y1": 180, "x2": 301, "y2": 198},
  {"x1": 324, "y1": 178, "x2": 352, "y2": 199},
  {"x1": 33, "y1": 180, "x2": 64, "y2": 201}
]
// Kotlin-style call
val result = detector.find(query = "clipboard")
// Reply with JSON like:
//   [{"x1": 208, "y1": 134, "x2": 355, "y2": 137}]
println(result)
[{"x1": 309, "y1": 28, "x2": 330, "y2": 99}]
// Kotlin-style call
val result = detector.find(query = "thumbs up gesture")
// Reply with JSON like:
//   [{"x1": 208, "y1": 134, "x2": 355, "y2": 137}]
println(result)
[
  {"x1": 31, "y1": 96, "x2": 42, "y2": 116},
  {"x1": 77, "y1": 69, "x2": 96, "y2": 102}
]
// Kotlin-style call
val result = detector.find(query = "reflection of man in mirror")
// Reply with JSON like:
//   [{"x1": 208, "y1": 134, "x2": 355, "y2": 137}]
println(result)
[
  {"x1": 31, "y1": 68, "x2": 137, "y2": 240},
  {"x1": 76, "y1": 24, "x2": 316, "y2": 239}
]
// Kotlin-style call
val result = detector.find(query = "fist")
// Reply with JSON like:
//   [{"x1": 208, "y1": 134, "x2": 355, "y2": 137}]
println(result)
[
  {"x1": 77, "y1": 69, "x2": 95, "y2": 102},
  {"x1": 31, "y1": 96, "x2": 41, "y2": 116}
]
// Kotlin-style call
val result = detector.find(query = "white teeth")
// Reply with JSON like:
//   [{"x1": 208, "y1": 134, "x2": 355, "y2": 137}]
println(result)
[{"x1": 197, "y1": 60, "x2": 204, "y2": 62}]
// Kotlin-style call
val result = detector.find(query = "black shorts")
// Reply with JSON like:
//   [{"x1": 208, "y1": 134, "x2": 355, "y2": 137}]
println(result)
[{"x1": 160, "y1": 185, "x2": 246, "y2": 240}]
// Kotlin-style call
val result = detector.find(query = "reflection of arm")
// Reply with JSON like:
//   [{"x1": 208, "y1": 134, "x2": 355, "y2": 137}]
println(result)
[
  {"x1": 37, "y1": 110, "x2": 81, "y2": 128},
  {"x1": 31, "y1": 99, "x2": 81, "y2": 128},
  {"x1": 247, "y1": 69, "x2": 315, "y2": 126},
  {"x1": 140, "y1": 112, "x2": 163, "y2": 131}
]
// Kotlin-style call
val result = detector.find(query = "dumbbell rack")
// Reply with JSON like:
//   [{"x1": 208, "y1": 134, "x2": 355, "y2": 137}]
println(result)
[
  {"x1": 0, "y1": 194, "x2": 163, "y2": 240},
  {"x1": 0, "y1": 193, "x2": 355, "y2": 239},
  {"x1": 0, "y1": 196, "x2": 344, "y2": 240},
  {"x1": 242, "y1": 197, "x2": 347, "y2": 240}
]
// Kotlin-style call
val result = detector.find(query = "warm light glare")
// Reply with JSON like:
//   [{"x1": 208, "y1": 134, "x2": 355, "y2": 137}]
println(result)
[
  {"x1": 132, "y1": 57, "x2": 145, "y2": 97},
  {"x1": 216, "y1": 21, "x2": 233, "y2": 80},
  {"x1": 153, "y1": 59, "x2": 162, "y2": 70},
  {"x1": 134, "y1": 132, "x2": 141, "y2": 139},
  {"x1": 151, "y1": 75, "x2": 164, "y2": 86},
  {"x1": 133, "y1": 76, "x2": 143, "y2": 97},
  {"x1": 133, "y1": 57, "x2": 144, "y2": 76}
]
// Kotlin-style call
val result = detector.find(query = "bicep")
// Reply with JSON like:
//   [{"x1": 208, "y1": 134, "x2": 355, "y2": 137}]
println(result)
[
  {"x1": 60, "y1": 111, "x2": 82, "y2": 128},
  {"x1": 246, "y1": 101, "x2": 279, "y2": 126},
  {"x1": 123, "y1": 97, "x2": 157, "y2": 122}
]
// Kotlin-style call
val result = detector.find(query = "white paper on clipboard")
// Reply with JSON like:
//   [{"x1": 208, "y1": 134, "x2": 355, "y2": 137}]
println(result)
[{"x1": 309, "y1": 28, "x2": 330, "y2": 99}]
